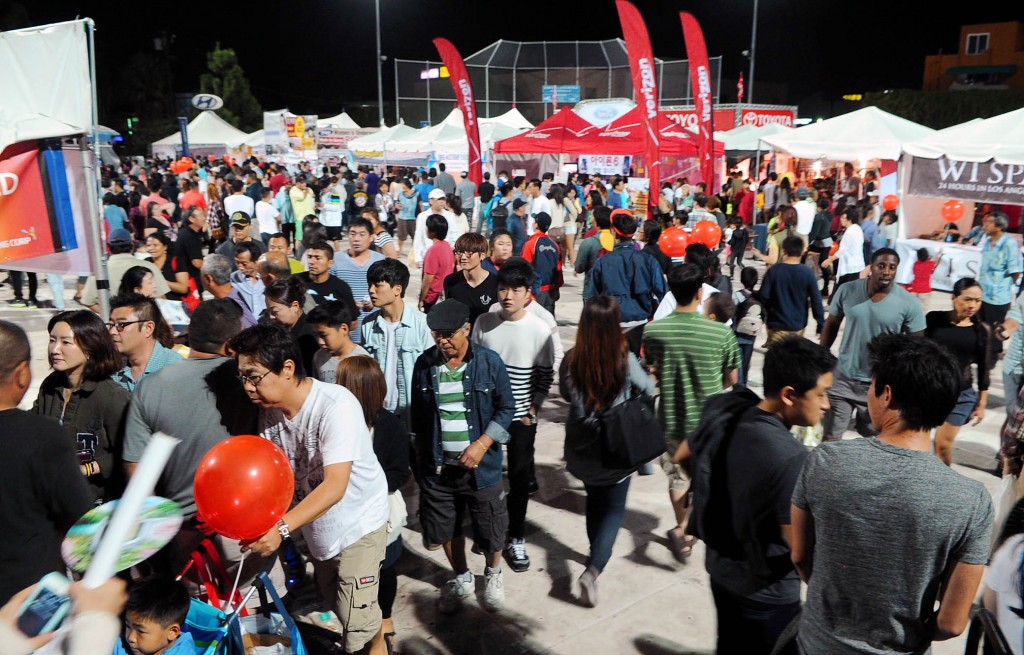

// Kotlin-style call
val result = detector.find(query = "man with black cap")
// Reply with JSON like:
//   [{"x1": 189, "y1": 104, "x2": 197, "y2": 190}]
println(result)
[
  {"x1": 215, "y1": 211, "x2": 267, "y2": 269},
  {"x1": 80, "y1": 229, "x2": 171, "y2": 311},
  {"x1": 410, "y1": 299, "x2": 516, "y2": 614},
  {"x1": 507, "y1": 198, "x2": 529, "y2": 256},
  {"x1": 586, "y1": 209, "x2": 666, "y2": 355}
]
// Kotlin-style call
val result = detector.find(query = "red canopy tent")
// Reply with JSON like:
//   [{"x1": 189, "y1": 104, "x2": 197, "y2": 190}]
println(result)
[{"x1": 492, "y1": 106, "x2": 596, "y2": 154}]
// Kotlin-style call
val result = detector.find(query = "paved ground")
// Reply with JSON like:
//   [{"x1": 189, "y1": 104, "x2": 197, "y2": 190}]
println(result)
[{"x1": 2, "y1": 254, "x2": 1003, "y2": 655}]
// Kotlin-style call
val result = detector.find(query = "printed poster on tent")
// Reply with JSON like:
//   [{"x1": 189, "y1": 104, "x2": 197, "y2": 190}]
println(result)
[
  {"x1": 579, "y1": 155, "x2": 632, "y2": 176},
  {"x1": 263, "y1": 111, "x2": 289, "y2": 156},
  {"x1": 285, "y1": 114, "x2": 318, "y2": 159}
]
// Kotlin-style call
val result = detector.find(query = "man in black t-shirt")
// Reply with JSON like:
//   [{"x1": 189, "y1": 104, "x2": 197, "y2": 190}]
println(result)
[
  {"x1": 443, "y1": 232, "x2": 498, "y2": 326},
  {"x1": 692, "y1": 337, "x2": 835, "y2": 655},
  {"x1": 175, "y1": 206, "x2": 208, "y2": 292},
  {"x1": 297, "y1": 241, "x2": 356, "y2": 308},
  {"x1": 0, "y1": 321, "x2": 92, "y2": 604}
]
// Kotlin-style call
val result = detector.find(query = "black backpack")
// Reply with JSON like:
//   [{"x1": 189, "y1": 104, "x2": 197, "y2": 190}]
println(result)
[{"x1": 490, "y1": 199, "x2": 509, "y2": 228}]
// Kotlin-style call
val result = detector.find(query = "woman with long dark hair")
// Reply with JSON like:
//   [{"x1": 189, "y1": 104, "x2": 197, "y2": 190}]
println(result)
[
  {"x1": 265, "y1": 277, "x2": 318, "y2": 376},
  {"x1": 925, "y1": 277, "x2": 990, "y2": 465},
  {"x1": 335, "y1": 356, "x2": 410, "y2": 655},
  {"x1": 754, "y1": 205, "x2": 805, "y2": 267},
  {"x1": 144, "y1": 232, "x2": 188, "y2": 299},
  {"x1": 33, "y1": 310, "x2": 130, "y2": 502},
  {"x1": 559, "y1": 295, "x2": 656, "y2": 607}
]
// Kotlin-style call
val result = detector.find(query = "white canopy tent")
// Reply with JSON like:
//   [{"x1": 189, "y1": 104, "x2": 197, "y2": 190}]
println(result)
[
  {"x1": 319, "y1": 111, "x2": 362, "y2": 129},
  {"x1": 717, "y1": 123, "x2": 792, "y2": 152},
  {"x1": 151, "y1": 111, "x2": 250, "y2": 159},
  {"x1": 481, "y1": 107, "x2": 533, "y2": 130},
  {"x1": 347, "y1": 122, "x2": 419, "y2": 152},
  {"x1": 904, "y1": 108, "x2": 1024, "y2": 163},
  {"x1": 229, "y1": 128, "x2": 265, "y2": 157},
  {"x1": 760, "y1": 106, "x2": 934, "y2": 162}
]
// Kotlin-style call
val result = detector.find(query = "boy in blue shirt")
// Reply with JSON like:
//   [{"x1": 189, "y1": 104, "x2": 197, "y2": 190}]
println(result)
[{"x1": 116, "y1": 578, "x2": 194, "y2": 655}]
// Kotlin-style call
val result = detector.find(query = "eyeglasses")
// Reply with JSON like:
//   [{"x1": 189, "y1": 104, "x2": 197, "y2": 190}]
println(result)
[
  {"x1": 105, "y1": 320, "x2": 144, "y2": 332},
  {"x1": 431, "y1": 328, "x2": 463, "y2": 341},
  {"x1": 454, "y1": 250, "x2": 483, "y2": 258},
  {"x1": 237, "y1": 371, "x2": 271, "y2": 387}
]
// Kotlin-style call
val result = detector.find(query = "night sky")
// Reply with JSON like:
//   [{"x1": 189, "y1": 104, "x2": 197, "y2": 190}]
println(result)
[{"x1": 10, "y1": 1, "x2": 1024, "y2": 119}]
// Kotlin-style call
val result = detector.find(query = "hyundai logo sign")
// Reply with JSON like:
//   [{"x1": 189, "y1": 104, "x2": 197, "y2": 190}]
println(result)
[{"x1": 191, "y1": 94, "x2": 224, "y2": 111}]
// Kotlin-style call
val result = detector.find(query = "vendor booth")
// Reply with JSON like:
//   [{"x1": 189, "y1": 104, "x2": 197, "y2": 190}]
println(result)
[
  {"x1": 493, "y1": 107, "x2": 598, "y2": 178},
  {"x1": 151, "y1": 111, "x2": 250, "y2": 159}
]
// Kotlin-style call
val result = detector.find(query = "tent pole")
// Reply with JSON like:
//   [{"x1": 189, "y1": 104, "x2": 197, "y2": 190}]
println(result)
[{"x1": 84, "y1": 19, "x2": 109, "y2": 318}]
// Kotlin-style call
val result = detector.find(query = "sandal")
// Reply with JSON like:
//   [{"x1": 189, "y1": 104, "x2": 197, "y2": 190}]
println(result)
[
  {"x1": 667, "y1": 529, "x2": 696, "y2": 562},
  {"x1": 383, "y1": 632, "x2": 396, "y2": 655}
]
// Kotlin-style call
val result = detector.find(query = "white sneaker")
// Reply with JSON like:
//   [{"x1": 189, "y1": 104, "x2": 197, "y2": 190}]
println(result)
[
  {"x1": 438, "y1": 573, "x2": 474, "y2": 614},
  {"x1": 482, "y1": 570, "x2": 505, "y2": 612}
]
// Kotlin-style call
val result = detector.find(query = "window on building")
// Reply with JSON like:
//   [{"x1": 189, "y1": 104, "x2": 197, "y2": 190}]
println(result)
[{"x1": 966, "y1": 33, "x2": 990, "y2": 55}]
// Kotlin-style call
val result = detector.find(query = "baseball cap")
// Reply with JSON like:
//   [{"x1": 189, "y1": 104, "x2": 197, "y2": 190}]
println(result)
[
  {"x1": 512, "y1": 198, "x2": 529, "y2": 211},
  {"x1": 428, "y1": 188, "x2": 446, "y2": 200},
  {"x1": 797, "y1": 187, "x2": 810, "y2": 199},
  {"x1": 107, "y1": 228, "x2": 133, "y2": 246},
  {"x1": 230, "y1": 211, "x2": 252, "y2": 226},
  {"x1": 426, "y1": 300, "x2": 470, "y2": 332}
]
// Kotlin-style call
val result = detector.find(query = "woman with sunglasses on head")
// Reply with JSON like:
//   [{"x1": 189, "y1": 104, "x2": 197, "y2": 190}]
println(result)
[{"x1": 32, "y1": 310, "x2": 131, "y2": 503}]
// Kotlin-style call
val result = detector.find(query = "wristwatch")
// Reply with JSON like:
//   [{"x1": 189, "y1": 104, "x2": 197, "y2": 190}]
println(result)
[{"x1": 276, "y1": 519, "x2": 291, "y2": 540}]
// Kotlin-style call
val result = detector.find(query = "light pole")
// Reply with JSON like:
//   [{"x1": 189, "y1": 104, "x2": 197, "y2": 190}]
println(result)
[
  {"x1": 376, "y1": 0, "x2": 385, "y2": 126},
  {"x1": 748, "y1": 0, "x2": 758, "y2": 104}
]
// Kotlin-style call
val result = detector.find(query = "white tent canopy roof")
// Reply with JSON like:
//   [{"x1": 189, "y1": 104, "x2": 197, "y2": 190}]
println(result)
[
  {"x1": 716, "y1": 123, "x2": 792, "y2": 152},
  {"x1": 903, "y1": 108, "x2": 1024, "y2": 164},
  {"x1": 760, "y1": 106, "x2": 934, "y2": 161},
  {"x1": 319, "y1": 111, "x2": 362, "y2": 129},
  {"x1": 229, "y1": 129, "x2": 264, "y2": 148},
  {"x1": 152, "y1": 110, "x2": 249, "y2": 147},
  {"x1": 481, "y1": 107, "x2": 533, "y2": 130},
  {"x1": 347, "y1": 122, "x2": 418, "y2": 151}
]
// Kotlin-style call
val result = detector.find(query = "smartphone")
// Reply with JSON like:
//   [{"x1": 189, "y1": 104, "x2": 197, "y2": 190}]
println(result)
[{"x1": 16, "y1": 572, "x2": 72, "y2": 637}]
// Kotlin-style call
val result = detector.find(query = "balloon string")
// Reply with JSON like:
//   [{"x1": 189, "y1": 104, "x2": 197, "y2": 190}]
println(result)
[{"x1": 226, "y1": 550, "x2": 247, "y2": 613}]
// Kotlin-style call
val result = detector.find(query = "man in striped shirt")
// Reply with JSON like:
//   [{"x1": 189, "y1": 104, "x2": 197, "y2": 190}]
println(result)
[
  {"x1": 643, "y1": 263, "x2": 740, "y2": 562},
  {"x1": 410, "y1": 300, "x2": 516, "y2": 614},
  {"x1": 472, "y1": 258, "x2": 556, "y2": 573},
  {"x1": 330, "y1": 218, "x2": 385, "y2": 344}
]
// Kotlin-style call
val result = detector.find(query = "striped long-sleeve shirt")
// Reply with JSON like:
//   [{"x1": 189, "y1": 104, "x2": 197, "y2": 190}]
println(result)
[{"x1": 472, "y1": 311, "x2": 555, "y2": 418}]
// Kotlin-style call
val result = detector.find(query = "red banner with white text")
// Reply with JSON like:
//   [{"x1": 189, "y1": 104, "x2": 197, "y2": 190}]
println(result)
[
  {"x1": 680, "y1": 12, "x2": 716, "y2": 192},
  {"x1": 433, "y1": 38, "x2": 482, "y2": 193},
  {"x1": 616, "y1": 0, "x2": 660, "y2": 204}
]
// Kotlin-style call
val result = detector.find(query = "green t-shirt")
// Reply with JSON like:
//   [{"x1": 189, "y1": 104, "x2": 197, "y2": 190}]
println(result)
[
  {"x1": 642, "y1": 310, "x2": 741, "y2": 442},
  {"x1": 437, "y1": 362, "x2": 470, "y2": 461}
]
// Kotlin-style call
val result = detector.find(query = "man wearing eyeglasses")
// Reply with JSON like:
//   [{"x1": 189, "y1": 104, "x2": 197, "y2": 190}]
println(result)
[
  {"x1": 443, "y1": 233, "x2": 498, "y2": 326},
  {"x1": 108, "y1": 293, "x2": 183, "y2": 392},
  {"x1": 410, "y1": 300, "x2": 515, "y2": 614}
]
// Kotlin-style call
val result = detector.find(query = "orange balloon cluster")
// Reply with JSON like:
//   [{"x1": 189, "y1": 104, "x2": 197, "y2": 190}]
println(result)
[
  {"x1": 659, "y1": 226, "x2": 689, "y2": 257},
  {"x1": 169, "y1": 156, "x2": 194, "y2": 174},
  {"x1": 882, "y1": 194, "x2": 899, "y2": 211},
  {"x1": 942, "y1": 199, "x2": 965, "y2": 222},
  {"x1": 690, "y1": 220, "x2": 723, "y2": 249}
]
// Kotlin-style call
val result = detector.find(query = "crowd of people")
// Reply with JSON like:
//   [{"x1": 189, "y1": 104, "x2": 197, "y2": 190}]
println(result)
[{"x1": 2, "y1": 154, "x2": 1023, "y2": 655}]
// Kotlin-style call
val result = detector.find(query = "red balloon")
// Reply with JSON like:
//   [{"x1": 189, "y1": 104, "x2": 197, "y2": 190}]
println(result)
[
  {"x1": 194, "y1": 435, "x2": 294, "y2": 541},
  {"x1": 690, "y1": 220, "x2": 723, "y2": 249},
  {"x1": 829, "y1": 241, "x2": 840, "y2": 257},
  {"x1": 942, "y1": 199, "x2": 964, "y2": 222},
  {"x1": 882, "y1": 194, "x2": 899, "y2": 211},
  {"x1": 659, "y1": 226, "x2": 689, "y2": 257}
]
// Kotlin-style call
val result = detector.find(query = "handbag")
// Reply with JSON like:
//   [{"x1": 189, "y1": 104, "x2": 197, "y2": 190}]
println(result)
[{"x1": 600, "y1": 394, "x2": 665, "y2": 469}]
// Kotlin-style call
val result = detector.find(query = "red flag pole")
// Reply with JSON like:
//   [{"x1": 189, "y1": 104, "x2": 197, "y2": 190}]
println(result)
[
  {"x1": 432, "y1": 38, "x2": 482, "y2": 194},
  {"x1": 616, "y1": 0, "x2": 661, "y2": 215},
  {"x1": 679, "y1": 12, "x2": 716, "y2": 195}
]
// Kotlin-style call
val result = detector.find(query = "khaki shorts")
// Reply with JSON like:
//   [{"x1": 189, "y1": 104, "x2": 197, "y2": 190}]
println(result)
[
  {"x1": 659, "y1": 438, "x2": 690, "y2": 492},
  {"x1": 396, "y1": 218, "x2": 416, "y2": 241},
  {"x1": 311, "y1": 522, "x2": 388, "y2": 653}
]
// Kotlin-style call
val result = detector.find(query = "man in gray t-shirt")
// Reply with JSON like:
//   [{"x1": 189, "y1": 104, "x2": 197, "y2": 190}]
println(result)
[
  {"x1": 820, "y1": 249, "x2": 925, "y2": 440},
  {"x1": 791, "y1": 334, "x2": 993, "y2": 655}
]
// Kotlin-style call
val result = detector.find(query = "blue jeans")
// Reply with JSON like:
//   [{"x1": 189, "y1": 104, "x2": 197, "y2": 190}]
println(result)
[
  {"x1": 736, "y1": 336, "x2": 755, "y2": 386},
  {"x1": 584, "y1": 476, "x2": 632, "y2": 573}
]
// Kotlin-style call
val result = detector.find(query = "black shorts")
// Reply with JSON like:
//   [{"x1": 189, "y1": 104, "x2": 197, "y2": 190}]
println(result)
[
  {"x1": 418, "y1": 465, "x2": 507, "y2": 553},
  {"x1": 325, "y1": 225, "x2": 344, "y2": 240}
]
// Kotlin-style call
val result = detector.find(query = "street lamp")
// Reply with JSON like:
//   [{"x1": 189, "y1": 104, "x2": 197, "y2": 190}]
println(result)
[
  {"x1": 748, "y1": 0, "x2": 758, "y2": 104},
  {"x1": 376, "y1": 0, "x2": 384, "y2": 126}
]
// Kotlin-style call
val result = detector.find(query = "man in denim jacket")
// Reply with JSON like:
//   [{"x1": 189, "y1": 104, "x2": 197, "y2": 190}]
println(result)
[{"x1": 410, "y1": 300, "x2": 516, "y2": 615}]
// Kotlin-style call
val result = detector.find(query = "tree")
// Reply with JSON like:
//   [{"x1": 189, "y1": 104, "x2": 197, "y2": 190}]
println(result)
[
  {"x1": 199, "y1": 44, "x2": 262, "y2": 131},
  {"x1": 865, "y1": 89, "x2": 1024, "y2": 129}
]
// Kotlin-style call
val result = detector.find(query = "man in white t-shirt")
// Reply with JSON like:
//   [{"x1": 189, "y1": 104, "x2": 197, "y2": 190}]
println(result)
[
  {"x1": 224, "y1": 179, "x2": 256, "y2": 219},
  {"x1": 413, "y1": 188, "x2": 456, "y2": 266},
  {"x1": 526, "y1": 179, "x2": 550, "y2": 235},
  {"x1": 255, "y1": 187, "x2": 280, "y2": 243},
  {"x1": 236, "y1": 324, "x2": 389, "y2": 655},
  {"x1": 794, "y1": 187, "x2": 815, "y2": 236}
]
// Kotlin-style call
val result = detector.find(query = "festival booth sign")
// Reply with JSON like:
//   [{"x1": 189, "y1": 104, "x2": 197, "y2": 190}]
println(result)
[
  {"x1": 493, "y1": 107, "x2": 598, "y2": 179},
  {"x1": 317, "y1": 112, "x2": 377, "y2": 161},
  {"x1": 896, "y1": 108, "x2": 1024, "y2": 290},
  {"x1": 151, "y1": 111, "x2": 249, "y2": 160},
  {"x1": 0, "y1": 20, "x2": 106, "y2": 278}
]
